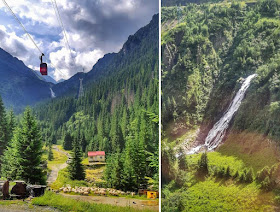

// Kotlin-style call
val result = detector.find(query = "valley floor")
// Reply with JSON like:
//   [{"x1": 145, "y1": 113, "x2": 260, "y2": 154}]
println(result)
[
  {"x1": 61, "y1": 193, "x2": 159, "y2": 211},
  {"x1": 162, "y1": 128, "x2": 280, "y2": 211}
]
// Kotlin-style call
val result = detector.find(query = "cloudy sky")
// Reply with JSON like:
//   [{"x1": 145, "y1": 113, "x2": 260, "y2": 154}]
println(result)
[{"x1": 0, "y1": 0, "x2": 158, "y2": 81}]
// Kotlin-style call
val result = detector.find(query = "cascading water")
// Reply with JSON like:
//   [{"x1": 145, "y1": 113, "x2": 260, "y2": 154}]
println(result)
[
  {"x1": 50, "y1": 88, "x2": 56, "y2": 98},
  {"x1": 187, "y1": 74, "x2": 257, "y2": 154}
]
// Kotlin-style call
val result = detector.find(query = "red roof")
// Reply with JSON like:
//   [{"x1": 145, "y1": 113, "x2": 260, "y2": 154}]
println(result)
[{"x1": 88, "y1": 151, "x2": 105, "y2": 156}]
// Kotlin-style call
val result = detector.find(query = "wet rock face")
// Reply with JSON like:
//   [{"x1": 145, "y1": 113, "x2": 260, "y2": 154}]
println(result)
[{"x1": 162, "y1": 43, "x2": 177, "y2": 71}]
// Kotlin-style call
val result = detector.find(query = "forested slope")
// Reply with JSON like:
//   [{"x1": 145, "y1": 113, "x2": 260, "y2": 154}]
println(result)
[
  {"x1": 35, "y1": 15, "x2": 159, "y2": 191},
  {"x1": 0, "y1": 48, "x2": 52, "y2": 111},
  {"x1": 162, "y1": 1, "x2": 280, "y2": 141},
  {"x1": 52, "y1": 14, "x2": 159, "y2": 98},
  {"x1": 162, "y1": 1, "x2": 280, "y2": 211}
]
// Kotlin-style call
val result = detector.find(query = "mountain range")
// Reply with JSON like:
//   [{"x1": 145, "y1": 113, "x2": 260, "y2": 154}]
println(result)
[{"x1": 0, "y1": 14, "x2": 158, "y2": 112}]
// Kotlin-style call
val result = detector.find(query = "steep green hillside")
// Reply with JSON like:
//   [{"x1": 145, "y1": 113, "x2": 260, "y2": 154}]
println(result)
[
  {"x1": 0, "y1": 48, "x2": 52, "y2": 112},
  {"x1": 162, "y1": 1, "x2": 280, "y2": 211},
  {"x1": 52, "y1": 14, "x2": 159, "y2": 98},
  {"x1": 162, "y1": 1, "x2": 280, "y2": 139},
  {"x1": 35, "y1": 15, "x2": 159, "y2": 192}
]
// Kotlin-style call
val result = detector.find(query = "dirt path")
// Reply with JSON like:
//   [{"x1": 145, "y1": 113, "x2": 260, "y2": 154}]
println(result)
[
  {"x1": 46, "y1": 146, "x2": 69, "y2": 185},
  {"x1": 61, "y1": 194, "x2": 159, "y2": 211}
]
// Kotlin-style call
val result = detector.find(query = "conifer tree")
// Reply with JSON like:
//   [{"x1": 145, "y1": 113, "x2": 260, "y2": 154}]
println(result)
[
  {"x1": 1, "y1": 133, "x2": 18, "y2": 179},
  {"x1": 198, "y1": 152, "x2": 208, "y2": 173},
  {"x1": 48, "y1": 143, "x2": 54, "y2": 161},
  {"x1": 15, "y1": 108, "x2": 44, "y2": 184},
  {"x1": 105, "y1": 148, "x2": 123, "y2": 189},
  {"x1": 178, "y1": 147, "x2": 188, "y2": 171},
  {"x1": 68, "y1": 138, "x2": 85, "y2": 180},
  {"x1": 0, "y1": 96, "x2": 8, "y2": 158},
  {"x1": 63, "y1": 132, "x2": 73, "y2": 150},
  {"x1": 7, "y1": 110, "x2": 16, "y2": 143},
  {"x1": 121, "y1": 136, "x2": 136, "y2": 191}
]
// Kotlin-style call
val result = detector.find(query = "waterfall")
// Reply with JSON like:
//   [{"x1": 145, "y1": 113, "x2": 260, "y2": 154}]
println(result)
[
  {"x1": 50, "y1": 88, "x2": 56, "y2": 98},
  {"x1": 187, "y1": 74, "x2": 257, "y2": 154}
]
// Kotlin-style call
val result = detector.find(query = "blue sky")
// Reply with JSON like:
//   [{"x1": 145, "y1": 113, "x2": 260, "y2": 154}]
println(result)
[{"x1": 0, "y1": 0, "x2": 158, "y2": 81}]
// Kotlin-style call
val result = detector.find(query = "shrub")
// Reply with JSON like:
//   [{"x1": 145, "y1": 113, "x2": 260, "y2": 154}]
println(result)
[
  {"x1": 245, "y1": 168, "x2": 254, "y2": 183},
  {"x1": 256, "y1": 166, "x2": 270, "y2": 183},
  {"x1": 239, "y1": 172, "x2": 245, "y2": 182},
  {"x1": 218, "y1": 167, "x2": 226, "y2": 178},
  {"x1": 225, "y1": 166, "x2": 231, "y2": 178},
  {"x1": 233, "y1": 171, "x2": 239, "y2": 179},
  {"x1": 261, "y1": 176, "x2": 272, "y2": 191},
  {"x1": 198, "y1": 152, "x2": 209, "y2": 174}
]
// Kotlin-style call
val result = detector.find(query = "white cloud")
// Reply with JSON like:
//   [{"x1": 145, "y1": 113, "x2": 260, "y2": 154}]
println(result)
[
  {"x1": 49, "y1": 47, "x2": 104, "y2": 81},
  {"x1": 0, "y1": 0, "x2": 158, "y2": 81}
]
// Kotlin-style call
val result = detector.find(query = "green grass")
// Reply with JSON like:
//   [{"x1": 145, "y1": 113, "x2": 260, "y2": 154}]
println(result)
[
  {"x1": 48, "y1": 149, "x2": 68, "y2": 167},
  {"x1": 32, "y1": 191, "x2": 154, "y2": 212},
  {"x1": 0, "y1": 200, "x2": 25, "y2": 206},
  {"x1": 179, "y1": 179, "x2": 275, "y2": 212},
  {"x1": 50, "y1": 168, "x2": 88, "y2": 190},
  {"x1": 56, "y1": 145, "x2": 71, "y2": 154},
  {"x1": 218, "y1": 132, "x2": 280, "y2": 173},
  {"x1": 187, "y1": 151, "x2": 246, "y2": 175}
]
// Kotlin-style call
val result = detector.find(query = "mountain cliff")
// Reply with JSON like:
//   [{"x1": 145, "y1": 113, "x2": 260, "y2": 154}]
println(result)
[
  {"x1": 0, "y1": 14, "x2": 159, "y2": 111},
  {"x1": 52, "y1": 14, "x2": 159, "y2": 97},
  {"x1": 0, "y1": 48, "x2": 52, "y2": 111}
]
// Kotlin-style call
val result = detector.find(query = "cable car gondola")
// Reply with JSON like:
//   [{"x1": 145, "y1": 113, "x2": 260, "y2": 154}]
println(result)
[{"x1": 40, "y1": 53, "x2": 47, "y2": 75}]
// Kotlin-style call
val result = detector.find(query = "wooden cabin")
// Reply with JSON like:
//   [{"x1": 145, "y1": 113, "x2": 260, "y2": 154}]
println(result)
[{"x1": 88, "y1": 151, "x2": 105, "y2": 163}]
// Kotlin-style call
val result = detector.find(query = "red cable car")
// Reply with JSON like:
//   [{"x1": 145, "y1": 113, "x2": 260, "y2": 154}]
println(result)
[{"x1": 40, "y1": 53, "x2": 47, "y2": 75}]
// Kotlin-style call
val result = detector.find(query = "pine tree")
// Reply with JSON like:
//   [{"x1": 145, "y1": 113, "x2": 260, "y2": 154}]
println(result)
[
  {"x1": 63, "y1": 132, "x2": 73, "y2": 150},
  {"x1": 48, "y1": 143, "x2": 54, "y2": 161},
  {"x1": 233, "y1": 170, "x2": 240, "y2": 179},
  {"x1": 225, "y1": 166, "x2": 231, "y2": 178},
  {"x1": 1, "y1": 132, "x2": 18, "y2": 179},
  {"x1": 7, "y1": 110, "x2": 16, "y2": 143},
  {"x1": 245, "y1": 168, "x2": 254, "y2": 183},
  {"x1": 15, "y1": 108, "x2": 45, "y2": 184},
  {"x1": 105, "y1": 148, "x2": 123, "y2": 189},
  {"x1": 0, "y1": 96, "x2": 8, "y2": 158},
  {"x1": 198, "y1": 152, "x2": 208, "y2": 173},
  {"x1": 134, "y1": 138, "x2": 147, "y2": 187},
  {"x1": 178, "y1": 147, "x2": 188, "y2": 171},
  {"x1": 80, "y1": 133, "x2": 87, "y2": 152},
  {"x1": 121, "y1": 136, "x2": 136, "y2": 191},
  {"x1": 68, "y1": 138, "x2": 85, "y2": 180}
]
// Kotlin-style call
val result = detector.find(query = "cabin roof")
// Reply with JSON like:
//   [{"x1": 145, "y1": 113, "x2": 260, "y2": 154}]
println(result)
[{"x1": 88, "y1": 151, "x2": 105, "y2": 156}]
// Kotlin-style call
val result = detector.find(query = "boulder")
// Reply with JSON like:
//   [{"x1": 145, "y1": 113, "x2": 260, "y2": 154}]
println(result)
[
  {"x1": 2, "y1": 180, "x2": 10, "y2": 199},
  {"x1": 11, "y1": 182, "x2": 27, "y2": 199}
]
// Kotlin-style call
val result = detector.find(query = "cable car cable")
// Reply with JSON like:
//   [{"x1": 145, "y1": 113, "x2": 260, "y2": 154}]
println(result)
[
  {"x1": 1, "y1": 0, "x2": 67, "y2": 79},
  {"x1": 51, "y1": 0, "x2": 71, "y2": 54},
  {"x1": 1, "y1": 0, "x2": 42, "y2": 54}
]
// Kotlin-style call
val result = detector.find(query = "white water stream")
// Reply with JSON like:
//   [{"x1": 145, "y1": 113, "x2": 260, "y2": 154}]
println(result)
[
  {"x1": 50, "y1": 88, "x2": 56, "y2": 98},
  {"x1": 187, "y1": 74, "x2": 257, "y2": 154}
]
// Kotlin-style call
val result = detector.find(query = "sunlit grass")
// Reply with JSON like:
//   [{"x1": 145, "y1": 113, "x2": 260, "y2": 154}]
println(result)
[
  {"x1": 32, "y1": 191, "x2": 154, "y2": 212},
  {"x1": 50, "y1": 168, "x2": 88, "y2": 190},
  {"x1": 218, "y1": 132, "x2": 280, "y2": 173},
  {"x1": 48, "y1": 149, "x2": 68, "y2": 167},
  {"x1": 179, "y1": 179, "x2": 275, "y2": 212}
]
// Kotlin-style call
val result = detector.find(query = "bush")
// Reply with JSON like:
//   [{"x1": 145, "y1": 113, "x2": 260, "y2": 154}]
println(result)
[
  {"x1": 256, "y1": 166, "x2": 270, "y2": 183},
  {"x1": 233, "y1": 171, "x2": 239, "y2": 179},
  {"x1": 198, "y1": 152, "x2": 209, "y2": 174},
  {"x1": 245, "y1": 168, "x2": 254, "y2": 183},
  {"x1": 225, "y1": 166, "x2": 231, "y2": 178},
  {"x1": 261, "y1": 176, "x2": 272, "y2": 191},
  {"x1": 239, "y1": 172, "x2": 246, "y2": 182}
]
